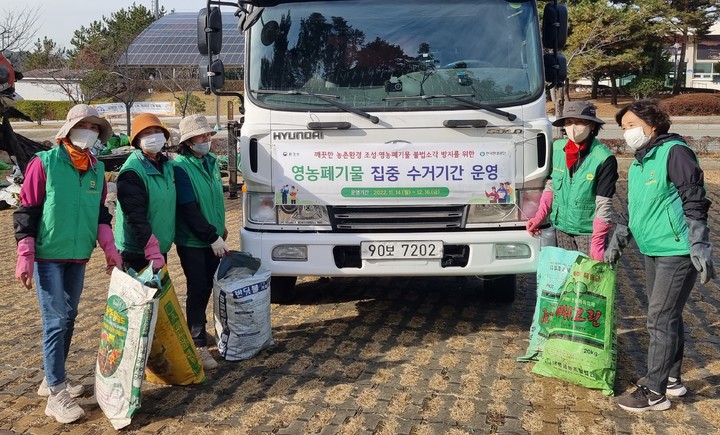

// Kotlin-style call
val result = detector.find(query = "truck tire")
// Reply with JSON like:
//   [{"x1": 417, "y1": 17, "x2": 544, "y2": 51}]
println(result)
[
  {"x1": 483, "y1": 274, "x2": 517, "y2": 304},
  {"x1": 271, "y1": 276, "x2": 297, "y2": 303}
]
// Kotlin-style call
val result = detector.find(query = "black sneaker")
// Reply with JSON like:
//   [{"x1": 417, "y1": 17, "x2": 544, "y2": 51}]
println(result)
[
  {"x1": 636, "y1": 376, "x2": 687, "y2": 397},
  {"x1": 666, "y1": 377, "x2": 687, "y2": 397},
  {"x1": 618, "y1": 386, "x2": 671, "y2": 412}
]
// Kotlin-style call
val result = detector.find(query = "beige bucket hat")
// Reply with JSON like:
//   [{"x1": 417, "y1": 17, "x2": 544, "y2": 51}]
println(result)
[
  {"x1": 179, "y1": 114, "x2": 217, "y2": 144},
  {"x1": 55, "y1": 104, "x2": 113, "y2": 143}
]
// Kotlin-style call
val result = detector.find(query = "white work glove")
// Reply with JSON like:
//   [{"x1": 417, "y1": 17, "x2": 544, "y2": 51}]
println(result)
[{"x1": 210, "y1": 237, "x2": 229, "y2": 257}]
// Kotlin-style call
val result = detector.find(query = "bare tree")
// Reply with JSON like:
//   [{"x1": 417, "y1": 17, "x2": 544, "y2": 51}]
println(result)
[
  {"x1": 0, "y1": 6, "x2": 41, "y2": 52},
  {"x1": 152, "y1": 67, "x2": 202, "y2": 117}
]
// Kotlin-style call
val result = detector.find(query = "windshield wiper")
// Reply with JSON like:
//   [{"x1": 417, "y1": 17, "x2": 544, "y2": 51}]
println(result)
[
  {"x1": 383, "y1": 94, "x2": 517, "y2": 122},
  {"x1": 252, "y1": 89, "x2": 380, "y2": 124}
]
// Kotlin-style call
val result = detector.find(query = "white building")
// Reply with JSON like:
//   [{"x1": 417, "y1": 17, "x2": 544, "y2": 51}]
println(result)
[
  {"x1": 14, "y1": 69, "x2": 83, "y2": 101},
  {"x1": 683, "y1": 22, "x2": 720, "y2": 90}
]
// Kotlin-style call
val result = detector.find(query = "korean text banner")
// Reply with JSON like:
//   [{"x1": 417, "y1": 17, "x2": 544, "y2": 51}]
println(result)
[{"x1": 272, "y1": 142, "x2": 516, "y2": 206}]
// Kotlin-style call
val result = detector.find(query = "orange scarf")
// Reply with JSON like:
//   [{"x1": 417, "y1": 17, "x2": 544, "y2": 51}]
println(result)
[{"x1": 59, "y1": 139, "x2": 91, "y2": 171}]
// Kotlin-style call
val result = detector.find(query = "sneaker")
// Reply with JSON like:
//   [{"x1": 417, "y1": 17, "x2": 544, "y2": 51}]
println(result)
[
  {"x1": 666, "y1": 377, "x2": 688, "y2": 397},
  {"x1": 45, "y1": 389, "x2": 85, "y2": 424},
  {"x1": 197, "y1": 347, "x2": 219, "y2": 370},
  {"x1": 37, "y1": 377, "x2": 85, "y2": 398},
  {"x1": 618, "y1": 386, "x2": 671, "y2": 412},
  {"x1": 636, "y1": 376, "x2": 687, "y2": 397}
]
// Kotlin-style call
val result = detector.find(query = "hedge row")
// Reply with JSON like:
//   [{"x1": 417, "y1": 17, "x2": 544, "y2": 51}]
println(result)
[
  {"x1": 660, "y1": 94, "x2": 720, "y2": 116},
  {"x1": 12, "y1": 100, "x2": 75, "y2": 125},
  {"x1": 603, "y1": 136, "x2": 717, "y2": 155}
]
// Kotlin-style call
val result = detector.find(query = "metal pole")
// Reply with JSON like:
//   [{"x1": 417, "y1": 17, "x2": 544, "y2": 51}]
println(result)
[
  {"x1": 227, "y1": 100, "x2": 238, "y2": 199},
  {"x1": 214, "y1": 94, "x2": 222, "y2": 131}
]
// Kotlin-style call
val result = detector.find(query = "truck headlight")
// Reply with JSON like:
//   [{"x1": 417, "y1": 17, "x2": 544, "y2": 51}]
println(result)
[
  {"x1": 466, "y1": 204, "x2": 519, "y2": 223},
  {"x1": 278, "y1": 205, "x2": 330, "y2": 225},
  {"x1": 247, "y1": 193, "x2": 277, "y2": 224}
]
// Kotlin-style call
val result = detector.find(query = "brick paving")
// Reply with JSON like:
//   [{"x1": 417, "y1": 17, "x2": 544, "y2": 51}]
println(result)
[{"x1": 1, "y1": 184, "x2": 719, "y2": 434}]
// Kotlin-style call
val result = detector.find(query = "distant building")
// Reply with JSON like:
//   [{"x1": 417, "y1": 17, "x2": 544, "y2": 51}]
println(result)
[
  {"x1": 682, "y1": 21, "x2": 720, "y2": 90},
  {"x1": 14, "y1": 69, "x2": 84, "y2": 101}
]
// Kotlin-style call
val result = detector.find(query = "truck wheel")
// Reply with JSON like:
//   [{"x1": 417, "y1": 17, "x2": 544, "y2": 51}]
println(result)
[
  {"x1": 271, "y1": 276, "x2": 297, "y2": 303},
  {"x1": 483, "y1": 274, "x2": 517, "y2": 304}
]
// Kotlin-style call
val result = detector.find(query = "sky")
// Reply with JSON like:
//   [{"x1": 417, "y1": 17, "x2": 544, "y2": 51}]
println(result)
[{"x1": 5, "y1": 0, "x2": 203, "y2": 50}]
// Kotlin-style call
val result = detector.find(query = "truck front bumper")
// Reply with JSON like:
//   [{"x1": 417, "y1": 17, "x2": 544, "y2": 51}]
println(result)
[{"x1": 240, "y1": 229, "x2": 540, "y2": 277}]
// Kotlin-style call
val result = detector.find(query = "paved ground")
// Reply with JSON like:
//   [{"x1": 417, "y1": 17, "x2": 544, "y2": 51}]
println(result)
[{"x1": 1, "y1": 177, "x2": 720, "y2": 434}]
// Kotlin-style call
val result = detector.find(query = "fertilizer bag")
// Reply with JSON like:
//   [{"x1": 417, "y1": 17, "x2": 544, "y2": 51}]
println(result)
[
  {"x1": 213, "y1": 251, "x2": 273, "y2": 361},
  {"x1": 145, "y1": 266, "x2": 206, "y2": 385},
  {"x1": 532, "y1": 257, "x2": 617, "y2": 395},
  {"x1": 518, "y1": 247, "x2": 586, "y2": 362},
  {"x1": 96, "y1": 267, "x2": 160, "y2": 430}
]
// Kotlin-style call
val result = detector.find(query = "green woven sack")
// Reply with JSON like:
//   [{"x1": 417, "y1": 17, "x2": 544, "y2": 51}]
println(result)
[
  {"x1": 531, "y1": 257, "x2": 617, "y2": 395},
  {"x1": 517, "y1": 247, "x2": 585, "y2": 362}
]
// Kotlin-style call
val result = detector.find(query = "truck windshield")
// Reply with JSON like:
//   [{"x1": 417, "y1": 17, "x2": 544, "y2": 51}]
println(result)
[{"x1": 247, "y1": 0, "x2": 543, "y2": 112}]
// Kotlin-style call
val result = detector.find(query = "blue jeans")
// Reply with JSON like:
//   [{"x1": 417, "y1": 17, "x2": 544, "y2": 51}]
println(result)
[
  {"x1": 642, "y1": 255, "x2": 697, "y2": 394},
  {"x1": 34, "y1": 261, "x2": 86, "y2": 388}
]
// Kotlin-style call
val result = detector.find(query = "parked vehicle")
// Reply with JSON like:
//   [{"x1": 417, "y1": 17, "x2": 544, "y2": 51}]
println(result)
[{"x1": 198, "y1": 0, "x2": 568, "y2": 302}]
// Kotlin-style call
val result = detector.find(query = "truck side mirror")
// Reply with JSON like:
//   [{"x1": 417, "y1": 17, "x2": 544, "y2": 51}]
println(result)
[
  {"x1": 544, "y1": 53, "x2": 567, "y2": 88},
  {"x1": 261, "y1": 20, "x2": 280, "y2": 46},
  {"x1": 197, "y1": 7, "x2": 223, "y2": 55},
  {"x1": 542, "y1": 3, "x2": 568, "y2": 50},
  {"x1": 199, "y1": 59, "x2": 226, "y2": 91}
]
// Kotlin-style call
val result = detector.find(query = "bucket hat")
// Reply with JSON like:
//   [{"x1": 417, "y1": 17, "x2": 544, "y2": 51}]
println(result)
[
  {"x1": 55, "y1": 104, "x2": 113, "y2": 143},
  {"x1": 130, "y1": 113, "x2": 170, "y2": 147},
  {"x1": 179, "y1": 114, "x2": 217, "y2": 144},
  {"x1": 552, "y1": 101, "x2": 605, "y2": 126}
]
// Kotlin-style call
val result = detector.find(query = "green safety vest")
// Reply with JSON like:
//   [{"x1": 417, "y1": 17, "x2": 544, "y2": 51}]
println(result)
[
  {"x1": 35, "y1": 146, "x2": 104, "y2": 260},
  {"x1": 174, "y1": 153, "x2": 225, "y2": 248},
  {"x1": 114, "y1": 149, "x2": 176, "y2": 254},
  {"x1": 550, "y1": 138, "x2": 612, "y2": 235},
  {"x1": 628, "y1": 140, "x2": 692, "y2": 256}
]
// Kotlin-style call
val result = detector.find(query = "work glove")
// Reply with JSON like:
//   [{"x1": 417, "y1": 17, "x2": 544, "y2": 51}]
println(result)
[
  {"x1": 97, "y1": 224, "x2": 122, "y2": 274},
  {"x1": 686, "y1": 218, "x2": 716, "y2": 285},
  {"x1": 590, "y1": 218, "x2": 613, "y2": 261},
  {"x1": 144, "y1": 234, "x2": 166, "y2": 271},
  {"x1": 604, "y1": 222, "x2": 633, "y2": 266},
  {"x1": 210, "y1": 236, "x2": 229, "y2": 257},
  {"x1": 15, "y1": 237, "x2": 35, "y2": 290},
  {"x1": 526, "y1": 190, "x2": 553, "y2": 236}
]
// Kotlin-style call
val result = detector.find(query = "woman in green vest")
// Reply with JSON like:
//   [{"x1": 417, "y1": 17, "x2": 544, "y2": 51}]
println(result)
[
  {"x1": 115, "y1": 113, "x2": 176, "y2": 272},
  {"x1": 606, "y1": 99, "x2": 714, "y2": 412},
  {"x1": 526, "y1": 101, "x2": 618, "y2": 260},
  {"x1": 13, "y1": 104, "x2": 122, "y2": 423},
  {"x1": 174, "y1": 114, "x2": 228, "y2": 371}
]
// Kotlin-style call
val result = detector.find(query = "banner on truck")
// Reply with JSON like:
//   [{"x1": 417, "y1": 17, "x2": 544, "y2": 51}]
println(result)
[
  {"x1": 93, "y1": 102, "x2": 176, "y2": 117},
  {"x1": 272, "y1": 142, "x2": 516, "y2": 206}
]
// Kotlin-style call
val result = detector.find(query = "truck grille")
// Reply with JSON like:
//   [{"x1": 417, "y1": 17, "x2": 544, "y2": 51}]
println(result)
[{"x1": 328, "y1": 205, "x2": 465, "y2": 232}]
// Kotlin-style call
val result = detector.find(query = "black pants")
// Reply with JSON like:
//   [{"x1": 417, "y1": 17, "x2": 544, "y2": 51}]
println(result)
[{"x1": 176, "y1": 245, "x2": 221, "y2": 347}]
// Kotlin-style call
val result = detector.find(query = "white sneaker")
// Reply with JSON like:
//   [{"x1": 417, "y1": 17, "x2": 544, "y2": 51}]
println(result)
[
  {"x1": 45, "y1": 389, "x2": 85, "y2": 423},
  {"x1": 197, "y1": 347, "x2": 219, "y2": 370},
  {"x1": 38, "y1": 377, "x2": 85, "y2": 398}
]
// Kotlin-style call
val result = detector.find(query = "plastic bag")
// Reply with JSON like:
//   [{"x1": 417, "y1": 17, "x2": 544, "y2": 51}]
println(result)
[
  {"x1": 517, "y1": 247, "x2": 585, "y2": 362},
  {"x1": 531, "y1": 257, "x2": 617, "y2": 395},
  {"x1": 213, "y1": 251, "x2": 273, "y2": 361},
  {"x1": 145, "y1": 266, "x2": 205, "y2": 385},
  {"x1": 96, "y1": 267, "x2": 160, "y2": 430}
]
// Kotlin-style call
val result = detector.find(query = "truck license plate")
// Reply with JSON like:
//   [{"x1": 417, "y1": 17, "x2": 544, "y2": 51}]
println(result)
[{"x1": 360, "y1": 241, "x2": 443, "y2": 260}]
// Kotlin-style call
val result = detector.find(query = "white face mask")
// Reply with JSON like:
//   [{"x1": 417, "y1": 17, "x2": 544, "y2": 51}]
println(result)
[
  {"x1": 566, "y1": 124, "x2": 591, "y2": 144},
  {"x1": 191, "y1": 141, "x2": 211, "y2": 156},
  {"x1": 139, "y1": 133, "x2": 166, "y2": 154},
  {"x1": 624, "y1": 126, "x2": 652, "y2": 151},
  {"x1": 68, "y1": 128, "x2": 99, "y2": 150}
]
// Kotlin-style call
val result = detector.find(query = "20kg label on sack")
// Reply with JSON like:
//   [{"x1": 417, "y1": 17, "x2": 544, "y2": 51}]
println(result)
[{"x1": 361, "y1": 241, "x2": 443, "y2": 260}]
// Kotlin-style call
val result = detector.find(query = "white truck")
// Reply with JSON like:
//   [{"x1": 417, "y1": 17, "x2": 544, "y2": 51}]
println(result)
[{"x1": 198, "y1": 0, "x2": 568, "y2": 302}]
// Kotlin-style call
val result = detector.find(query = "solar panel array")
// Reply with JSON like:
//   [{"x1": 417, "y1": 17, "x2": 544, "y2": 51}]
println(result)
[{"x1": 123, "y1": 12, "x2": 244, "y2": 67}]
